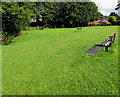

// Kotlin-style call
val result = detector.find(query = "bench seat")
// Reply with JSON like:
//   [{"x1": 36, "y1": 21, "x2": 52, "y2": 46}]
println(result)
[{"x1": 96, "y1": 32, "x2": 116, "y2": 51}]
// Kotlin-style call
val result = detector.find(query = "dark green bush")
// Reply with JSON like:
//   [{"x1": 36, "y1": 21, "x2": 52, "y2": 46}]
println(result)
[
  {"x1": 76, "y1": 27, "x2": 83, "y2": 30},
  {"x1": 2, "y1": 36, "x2": 14, "y2": 45}
]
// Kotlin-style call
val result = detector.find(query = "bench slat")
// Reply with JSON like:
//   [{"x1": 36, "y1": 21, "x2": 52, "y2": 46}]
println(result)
[{"x1": 98, "y1": 39, "x2": 108, "y2": 45}]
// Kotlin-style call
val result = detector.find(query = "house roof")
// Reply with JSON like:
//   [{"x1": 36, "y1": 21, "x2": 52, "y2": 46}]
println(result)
[{"x1": 99, "y1": 20, "x2": 108, "y2": 23}]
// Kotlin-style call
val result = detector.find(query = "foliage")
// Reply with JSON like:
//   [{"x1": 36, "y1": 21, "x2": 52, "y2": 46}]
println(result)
[
  {"x1": 108, "y1": 16, "x2": 117, "y2": 23},
  {"x1": 95, "y1": 23, "x2": 111, "y2": 26},
  {"x1": 2, "y1": 2, "x2": 101, "y2": 41},
  {"x1": 111, "y1": 21, "x2": 120, "y2": 25},
  {"x1": 109, "y1": 12, "x2": 120, "y2": 22},
  {"x1": 2, "y1": 2, "x2": 36, "y2": 38},
  {"x1": 76, "y1": 27, "x2": 83, "y2": 30},
  {"x1": 3, "y1": 26, "x2": 118, "y2": 95},
  {"x1": 98, "y1": 12, "x2": 103, "y2": 17},
  {"x1": 115, "y1": 1, "x2": 120, "y2": 10},
  {"x1": 109, "y1": 12, "x2": 118, "y2": 16},
  {"x1": 40, "y1": 2, "x2": 101, "y2": 27}
]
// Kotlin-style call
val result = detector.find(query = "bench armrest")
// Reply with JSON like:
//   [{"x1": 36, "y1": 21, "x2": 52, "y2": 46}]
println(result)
[{"x1": 104, "y1": 41, "x2": 112, "y2": 46}]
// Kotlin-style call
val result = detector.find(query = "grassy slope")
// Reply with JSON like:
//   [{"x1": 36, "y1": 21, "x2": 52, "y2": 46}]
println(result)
[{"x1": 2, "y1": 26, "x2": 118, "y2": 95}]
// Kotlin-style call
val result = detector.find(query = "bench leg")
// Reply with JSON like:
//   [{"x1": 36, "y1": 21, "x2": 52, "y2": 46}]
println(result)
[
  {"x1": 105, "y1": 46, "x2": 108, "y2": 51},
  {"x1": 112, "y1": 38, "x2": 115, "y2": 43}
]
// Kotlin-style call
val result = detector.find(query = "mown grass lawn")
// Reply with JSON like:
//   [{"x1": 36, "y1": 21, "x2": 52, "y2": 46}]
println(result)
[{"x1": 2, "y1": 26, "x2": 118, "y2": 95}]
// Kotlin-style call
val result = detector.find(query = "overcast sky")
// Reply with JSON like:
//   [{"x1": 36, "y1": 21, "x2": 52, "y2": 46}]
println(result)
[{"x1": 91, "y1": 0, "x2": 118, "y2": 16}]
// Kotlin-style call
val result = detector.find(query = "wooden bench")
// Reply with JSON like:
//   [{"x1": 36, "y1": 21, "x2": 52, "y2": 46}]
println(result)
[{"x1": 96, "y1": 32, "x2": 116, "y2": 51}]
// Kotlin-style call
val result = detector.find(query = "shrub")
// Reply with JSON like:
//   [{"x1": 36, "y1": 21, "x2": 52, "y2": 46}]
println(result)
[
  {"x1": 108, "y1": 16, "x2": 117, "y2": 23},
  {"x1": 76, "y1": 27, "x2": 83, "y2": 30}
]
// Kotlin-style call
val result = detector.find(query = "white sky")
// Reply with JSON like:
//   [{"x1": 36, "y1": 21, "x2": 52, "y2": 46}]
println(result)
[{"x1": 91, "y1": 0, "x2": 118, "y2": 16}]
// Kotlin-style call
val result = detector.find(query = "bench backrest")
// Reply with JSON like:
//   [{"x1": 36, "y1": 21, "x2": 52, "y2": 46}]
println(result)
[{"x1": 109, "y1": 32, "x2": 116, "y2": 42}]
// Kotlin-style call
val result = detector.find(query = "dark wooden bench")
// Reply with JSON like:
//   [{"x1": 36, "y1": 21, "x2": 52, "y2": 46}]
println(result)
[{"x1": 96, "y1": 32, "x2": 116, "y2": 51}]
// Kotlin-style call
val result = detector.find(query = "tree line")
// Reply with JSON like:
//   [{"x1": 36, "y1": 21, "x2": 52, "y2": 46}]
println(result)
[{"x1": 2, "y1": 2, "x2": 101, "y2": 42}]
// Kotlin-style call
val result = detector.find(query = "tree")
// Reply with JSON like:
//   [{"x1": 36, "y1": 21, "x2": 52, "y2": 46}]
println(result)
[
  {"x1": 115, "y1": 1, "x2": 120, "y2": 10},
  {"x1": 2, "y1": 2, "x2": 36, "y2": 38},
  {"x1": 70, "y1": 2, "x2": 101, "y2": 26},
  {"x1": 2, "y1": 1, "x2": 100, "y2": 39},
  {"x1": 39, "y1": 2, "x2": 100, "y2": 27},
  {"x1": 108, "y1": 16, "x2": 117, "y2": 23},
  {"x1": 109, "y1": 12, "x2": 118, "y2": 16}
]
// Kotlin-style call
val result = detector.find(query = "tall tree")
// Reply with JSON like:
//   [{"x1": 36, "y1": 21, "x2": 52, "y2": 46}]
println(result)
[
  {"x1": 2, "y1": 2, "x2": 36, "y2": 37},
  {"x1": 39, "y1": 2, "x2": 100, "y2": 27}
]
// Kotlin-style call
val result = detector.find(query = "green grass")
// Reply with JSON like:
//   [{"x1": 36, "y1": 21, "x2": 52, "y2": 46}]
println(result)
[{"x1": 2, "y1": 26, "x2": 118, "y2": 95}]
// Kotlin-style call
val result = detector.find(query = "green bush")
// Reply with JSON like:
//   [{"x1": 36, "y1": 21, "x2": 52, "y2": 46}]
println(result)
[
  {"x1": 2, "y1": 20, "x2": 21, "y2": 37},
  {"x1": 2, "y1": 36, "x2": 14, "y2": 45},
  {"x1": 76, "y1": 27, "x2": 83, "y2": 30},
  {"x1": 108, "y1": 16, "x2": 117, "y2": 23}
]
